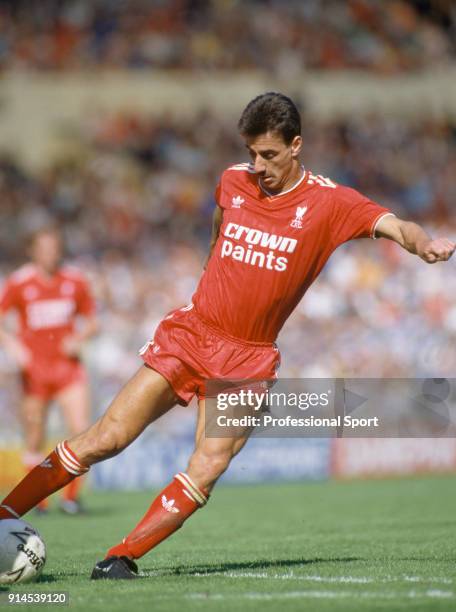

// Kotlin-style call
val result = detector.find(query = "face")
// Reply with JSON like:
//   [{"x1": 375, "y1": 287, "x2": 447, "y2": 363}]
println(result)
[
  {"x1": 31, "y1": 232, "x2": 62, "y2": 273},
  {"x1": 244, "y1": 131, "x2": 302, "y2": 193}
]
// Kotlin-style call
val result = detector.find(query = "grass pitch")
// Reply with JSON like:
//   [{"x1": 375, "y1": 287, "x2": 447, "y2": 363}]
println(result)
[{"x1": 1, "y1": 475, "x2": 455, "y2": 611}]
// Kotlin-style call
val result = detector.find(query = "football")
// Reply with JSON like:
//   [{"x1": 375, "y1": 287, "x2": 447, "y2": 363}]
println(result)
[{"x1": 0, "y1": 519, "x2": 46, "y2": 584}]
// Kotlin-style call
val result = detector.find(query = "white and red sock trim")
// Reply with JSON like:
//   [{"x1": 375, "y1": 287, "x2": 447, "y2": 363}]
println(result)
[
  {"x1": 0, "y1": 504, "x2": 20, "y2": 518},
  {"x1": 174, "y1": 472, "x2": 208, "y2": 506},
  {"x1": 56, "y1": 441, "x2": 89, "y2": 476}
]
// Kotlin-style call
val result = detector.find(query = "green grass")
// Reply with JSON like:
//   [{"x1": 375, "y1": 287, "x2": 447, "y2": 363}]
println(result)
[{"x1": 1, "y1": 475, "x2": 455, "y2": 611}]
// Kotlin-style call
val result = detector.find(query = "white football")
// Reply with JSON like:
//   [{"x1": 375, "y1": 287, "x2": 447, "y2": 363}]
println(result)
[{"x1": 0, "y1": 519, "x2": 46, "y2": 584}]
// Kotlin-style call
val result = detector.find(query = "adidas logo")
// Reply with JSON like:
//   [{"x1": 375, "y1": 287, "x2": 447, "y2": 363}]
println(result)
[
  {"x1": 232, "y1": 195, "x2": 244, "y2": 208},
  {"x1": 290, "y1": 205, "x2": 307, "y2": 229},
  {"x1": 161, "y1": 495, "x2": 179, "y2": 513},
  {"x1": 40, "y1": 458, "x2": 52, "y2": 469}
]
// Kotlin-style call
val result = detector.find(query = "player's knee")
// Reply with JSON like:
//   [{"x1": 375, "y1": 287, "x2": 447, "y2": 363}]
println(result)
[{"x1": 189, "y1": 447, "x2": 233, "y2": 484}]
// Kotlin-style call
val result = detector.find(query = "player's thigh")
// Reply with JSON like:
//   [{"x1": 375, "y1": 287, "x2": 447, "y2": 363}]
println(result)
[
  {"x1": 195, "y1": 398, "x2": 251, "y2": 455},
  {"x1": 70, "y1": 365, "x2": 178, "y2": 463},
  {"x1": 98, "y1": 365, "x2": 178, "y2": 434},
  {"x1": 56, "y1": 381, "x2": 91, "y2": 436},
  {"x1": 194, "y1": 397, "x2": 206, "y2": 446}
]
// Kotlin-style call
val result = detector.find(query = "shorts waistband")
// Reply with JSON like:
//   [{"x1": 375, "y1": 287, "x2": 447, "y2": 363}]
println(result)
[{"x1": 191, "y1": 306, "x2": 275, "y2": 349}]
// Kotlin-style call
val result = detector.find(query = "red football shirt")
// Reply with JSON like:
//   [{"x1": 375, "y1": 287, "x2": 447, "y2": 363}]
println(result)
[
  {"x1": 193, "y1": 163, "x2": 393, "y2": 343},
  {"x1": 0, "y1": 264, "x2": 95, "y2": 361}
]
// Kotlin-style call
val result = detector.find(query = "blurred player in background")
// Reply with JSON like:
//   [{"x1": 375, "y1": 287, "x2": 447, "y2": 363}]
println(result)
[
  {"x1": 0, "y1": 226, "x2": 98, "y2": 515},
  {"x1": 0, "y1": 94, "x2": 454, "y2": 578}
]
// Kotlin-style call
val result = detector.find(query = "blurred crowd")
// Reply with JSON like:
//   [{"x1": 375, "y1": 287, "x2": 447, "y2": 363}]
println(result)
[
  {"x1": 0, "y1": 0, "x2": 455, "y2": 73},
  {"x1": 1, "y1": 109, "x2": 454, "y2": 263}
]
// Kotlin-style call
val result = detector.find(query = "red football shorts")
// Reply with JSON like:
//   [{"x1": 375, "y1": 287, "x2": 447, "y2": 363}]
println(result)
[
  {"x1": 140, "y1": 305, "x2": 280, "y2": 406},
  {"x1": 21, "y1": 359, "x2": 87, "y2": 401}
]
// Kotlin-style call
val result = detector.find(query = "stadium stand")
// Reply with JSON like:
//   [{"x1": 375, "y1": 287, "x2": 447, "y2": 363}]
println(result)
[{"x1": 0, "y1": 0, "x2": 454, "y2": 73}]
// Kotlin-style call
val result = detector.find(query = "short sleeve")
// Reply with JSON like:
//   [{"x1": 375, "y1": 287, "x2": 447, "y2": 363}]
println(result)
[
  {"x1": 215, "y1": 171, "x2": 231, "y2": 210},
  {"x1": 331, "y1": 185, "x2": 393, "y2": 247},
  {"x1": 214, "y1": 182, "x2": 222, "y2": 208},
  {"x1": 75, "y1": 278, "x2": 96, "y2": 316},
  {"x1": 0, "y1": 279, "x2": 19, "y2": 313}
]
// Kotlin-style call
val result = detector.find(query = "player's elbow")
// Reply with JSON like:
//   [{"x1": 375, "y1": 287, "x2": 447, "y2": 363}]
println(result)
[
  {"x1": 375, "y1": 216, "x2": 407, "y2": 246},
  {"x1": 87, "y1": 316, "x2": 100, "y2": 337},
  {"x1": 78, "y1": 317, "x2": 100, "y2": 344}
]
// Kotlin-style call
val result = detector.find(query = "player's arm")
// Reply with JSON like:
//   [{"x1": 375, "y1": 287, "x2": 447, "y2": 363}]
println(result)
[
  {"x1": 74, "y1": 314, "x2": 99, "y2": 343},
  {"x1": 62, "y1": 276, "x2": 99, "y2": 357},
  {"x1": 0, "y1": 312, "x2": 31, "y2": 367},
  {"x1": 375, "y1": 215, "x2": 455, "y2": 263},
  {"x1": 203, "y1": 206, "x2": 224, "y2": 269},
  {"x1": 61, "y1": 314, "x2": 99, "y2": 357}
]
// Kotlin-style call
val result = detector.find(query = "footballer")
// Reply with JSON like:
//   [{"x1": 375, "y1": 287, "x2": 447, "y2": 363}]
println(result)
[
  {"x1": 0, "y1": 93, "x2": 454, "y2": 578},
  {"x1": 0, "y1": 227, "x2": 98, "y2": 515}
]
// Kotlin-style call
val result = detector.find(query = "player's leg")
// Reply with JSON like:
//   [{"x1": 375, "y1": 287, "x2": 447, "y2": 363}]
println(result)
[
  {"x1": 98, "y1": 397, "x2": 250, "y2": 577},
  {"x1": 0, "y1": 366, "x2": 178, "y2": 520},
  {"x1": 56, "y1": 380, "x2": 91, "y2": 514},
  {"x1": 21, "y1": 395, "x2": 49, "y2": 457},
  {"x1": 21, "y1": 394, "x2": 50, "y2": 513},
  {"x1": 187, "y1": 398, "x2": 250, "y2": 492}
]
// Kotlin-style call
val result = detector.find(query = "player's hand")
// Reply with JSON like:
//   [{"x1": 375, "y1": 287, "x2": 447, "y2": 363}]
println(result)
[
  {"x1": 61, "y1": 335, "x2": 83, "y2": 357},
  {"x1": 6, "y1": 339, "x2": 32, "y2": 368},
  {"x1": 418, "y1": 238, "x2": 455, "y2": 264}
]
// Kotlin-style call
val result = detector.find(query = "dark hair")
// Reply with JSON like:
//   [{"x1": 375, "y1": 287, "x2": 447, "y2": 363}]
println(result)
[{"x1": 238, "y1": 92, "x2": 301, "y2": 145}]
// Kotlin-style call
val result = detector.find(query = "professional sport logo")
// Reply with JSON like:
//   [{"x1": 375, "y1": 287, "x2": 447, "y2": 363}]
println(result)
[
  {"x1": 290, "y1": 206, "x2": 308, "y2": 229},
  {"x1": 232, "y1": 195, "x2": 245, "y2": 208}
]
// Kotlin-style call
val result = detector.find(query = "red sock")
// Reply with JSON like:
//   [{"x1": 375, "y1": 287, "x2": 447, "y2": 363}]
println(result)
[
  {"x1": 107, "y1": 473, "x2": 208, "y2": 560},
  {"x1": 0, "y1": 441, "x2": 88, "y2": 519},
  {"x1": 62, "y1": 474, "x2": 84, "y2": 503},
  {"x1": 23, "y1": 452, "x2": 49, "y2": 511}
]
